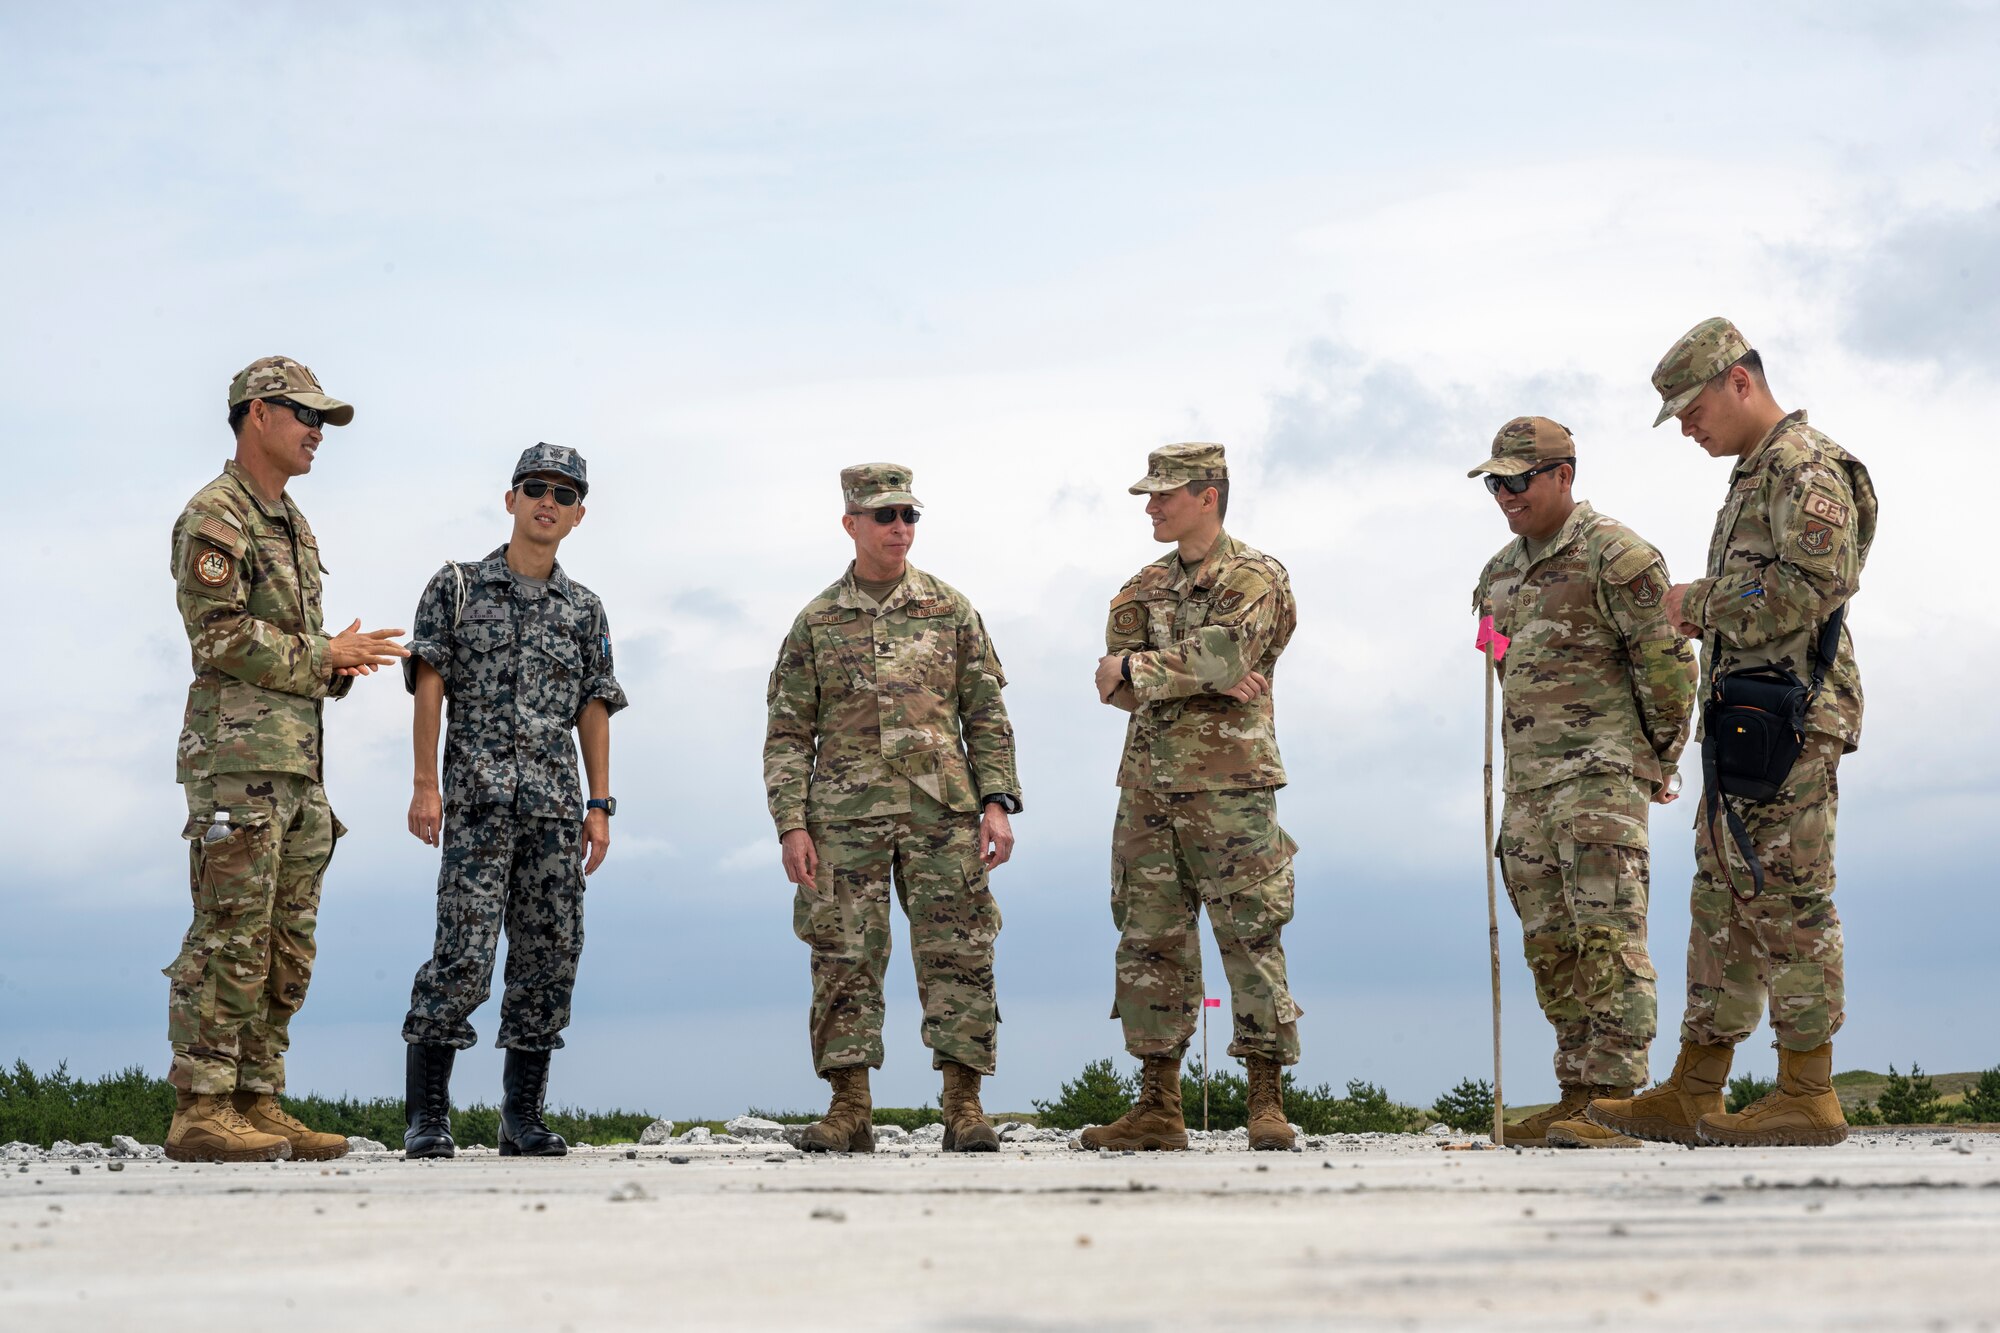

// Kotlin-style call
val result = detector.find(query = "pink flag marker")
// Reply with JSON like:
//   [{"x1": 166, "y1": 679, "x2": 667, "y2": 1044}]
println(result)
[
  {"x1": 1475, "y1": 615, "x2": 1510, "y2": 661},
  {"x1": 1204, "y1": 998, "x2": 1222, "y2": 1008}
]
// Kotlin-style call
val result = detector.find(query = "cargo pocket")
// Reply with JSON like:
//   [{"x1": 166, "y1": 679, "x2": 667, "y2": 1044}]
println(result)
[
  {"x1": 1186, "y1": 823, "x2": 1298, "y2": 901},
  {"x1": 183, "y1": 812, "x2": 275, "y2": 916},
  {"x1": 1566, "y1": 809, "x2": 1647, "y2": 920}
]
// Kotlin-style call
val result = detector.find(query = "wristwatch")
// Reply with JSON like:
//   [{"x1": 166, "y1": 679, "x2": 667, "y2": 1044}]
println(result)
[
  {"x1": 587, "y1": 797, "x2": 617, "y2": 817},
  {"x1": 981, "y1": 794, "x2": 1021, "y2": 814}
]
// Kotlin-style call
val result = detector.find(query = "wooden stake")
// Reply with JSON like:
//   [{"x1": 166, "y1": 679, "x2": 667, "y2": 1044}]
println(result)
[{"x1": 1484, "y1": 639, "x2": 1505, "y2": 1146}]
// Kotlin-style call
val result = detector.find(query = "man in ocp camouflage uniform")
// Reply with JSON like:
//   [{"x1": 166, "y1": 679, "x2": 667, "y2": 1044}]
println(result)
[
  {"x1": 400, "y1": 443, "x2": 627, "y2": 1160},
  {"x1": 165, "y1": 356, "x2": 409, "y2": 1163},
  {"x1": 1589, "y1": 319, "x2": 1877, "y2": 1148},
  {"x1": 764, "y1": 463, "x2": 1022, "y2": 1154},
  {"x1": 1470, "y1": 417, "x2": 1697, "y2": 1149},
  {"x1": 1080, "y1": 443, "x2": 1302, "y2": 1152}
]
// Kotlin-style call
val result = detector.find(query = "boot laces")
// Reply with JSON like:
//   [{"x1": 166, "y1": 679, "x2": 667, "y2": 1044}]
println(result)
[{"x1": 211, "y1": 1097, "x2": 262, "y2": 1136}]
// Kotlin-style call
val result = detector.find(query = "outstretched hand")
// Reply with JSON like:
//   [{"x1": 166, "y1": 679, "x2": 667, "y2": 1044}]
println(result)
[{"x1": 329, "y1": 619, "x2": 411, "y2": 671}]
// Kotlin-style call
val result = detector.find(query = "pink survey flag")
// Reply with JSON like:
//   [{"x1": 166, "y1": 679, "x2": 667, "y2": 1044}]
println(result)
[
  {"x1": 1204, "y1": 998, "x2": 1222, "y2": 1009},
  {"x1": 1475, "y1": 615, "x2": 1511, "y2": 662}
]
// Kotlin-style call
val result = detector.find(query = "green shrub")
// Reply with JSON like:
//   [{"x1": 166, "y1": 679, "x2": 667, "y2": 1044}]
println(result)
[
  {"x1": 1305, "y1": 1079, "x2": 1429, "y2": 1135},
  {"x1": 1430, "y1": 1078, "x2": 1495, "y2": 1133},
  {"x1": 1848, "y1": 1098, "x2": 1882, "y2": 1126},
  {"x1": 1181, "y1": 1059, "x2": 1248, "y2": 1129},
  {"x1": 1876, "y1": 1064, "x2": 1944, "y2": 1125},
  {"x1": 1726, "y1": 1072, "x2": 1776, "y2": 1113},
  {"x1": 1032, "y1": 1058, "x2": 1137, "y2": 1130},
  {"x1": 1958, "y1": 1067, "x2": 2000, "y2": 1123}
]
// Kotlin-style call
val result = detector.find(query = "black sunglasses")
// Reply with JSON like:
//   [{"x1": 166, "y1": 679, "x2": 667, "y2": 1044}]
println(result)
[
  {"x1": 851, "y1": 506, "x2": 921, "y2": 525},
  {"x1": 517, "y1": 478, "x2": 581, "y2": 506},
  {"x1": 1482, "y1": 459, "x2": 1572, "y2": 496},
  {"x1": 266, "y1": 397, "x2": 324, "y2": 430}
]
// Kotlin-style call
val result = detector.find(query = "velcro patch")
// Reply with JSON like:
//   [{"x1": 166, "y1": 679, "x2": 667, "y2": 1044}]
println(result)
[
  {"x1": 1802, "y1": 491, "x2": 1850, "y2": 528},
  {"x1": 1602, "y1": 545, "x2": 1658, "y2": 587},
  {"x1": 194, "y1": 548, "x2": 233, "y2": 587},
  {"x1": 1798, "y1": 520, "x2": 1834, "y2": 557},
  {"x1": 1110, "y1": 603, "x2": 1144, "y2": 636},
  {"x1": 809, "y1": 609, "x2": 854, "y2": 625},
  {"x1": 461, "y1": 604, "x2": 508, "y2": 623},
  {"x1": 1216, "y1": 588, "x2": 1246, "y2": 615},
  {"x1": 1629, "y1": 572, "x2": 1662, "y2": 608},
  {"x1": 905, "y1": 598, "x2": 954, "y2": 619},
  {"x1": 195, "y1": 515, "x2": 248, "y2": 556}
]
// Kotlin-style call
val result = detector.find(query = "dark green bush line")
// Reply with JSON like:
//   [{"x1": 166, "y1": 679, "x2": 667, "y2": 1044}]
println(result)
[{"x1": 1031, "y1": 1057, "x2": 1450, "y2": 1134}]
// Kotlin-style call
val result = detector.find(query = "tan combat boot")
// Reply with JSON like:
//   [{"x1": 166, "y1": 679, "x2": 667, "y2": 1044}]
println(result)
[
  {"x1": 1075, "y1": 1056, "x2": 1188, "y2": 1151},
  {"x1": 796, "y1": 1066, "x2": 875, "y2": 1153},
  {"x1": 164, "y1": 1092, "x2": 291, "y2": 1163},
  {"x1": 1697, "y1": 1044, "x2": 1849, "y2": 1147},
  {"x1": 1545, "y1": 1086, "x2": 1642, "y2": 1148},
  {"x1": 1503, "y1": 1084, "x2": 1590, "y2": 1148},
  {"x1": 940, "y1": 1062, "x2": 1000, "y2": 1152},
  {"x1": 233, "y1": 1091, "x2": 351, "y2": 1162},
  {"x1": 1585, "y1": 1042, "x2": 1732, "y2": 1145},
  {"x1": 1245, "y1": 1055, "x2": 1297, "y2": 1151}
]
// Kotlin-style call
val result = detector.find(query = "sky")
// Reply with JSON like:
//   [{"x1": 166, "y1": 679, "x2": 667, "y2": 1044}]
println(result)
[{"x1": 3, "y1": 2, "x2": 1996, "y2": 1120}]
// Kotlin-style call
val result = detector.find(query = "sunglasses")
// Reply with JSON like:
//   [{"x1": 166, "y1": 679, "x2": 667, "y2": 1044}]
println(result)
[
  {"x1": 517, "y1": 478, "x2": 581, "y2": 506},
  {"x1": 850, "y1": 506, "x2": 922, "y2": 525},
  {"x1": 266, "y1": 397, "x2": 325, "y2": 430},
  {"x1": 1482, "y1": 459, "x2": 1571, "y2": 496}
]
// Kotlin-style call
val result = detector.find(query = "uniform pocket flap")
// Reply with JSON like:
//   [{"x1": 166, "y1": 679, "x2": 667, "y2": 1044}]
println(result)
[
  {"x1": 182, "y1": 809, "x2": 271, "y2": 840},
  {"x1": 1568, "y1": 810, "x2": 1646, "y2": 849},
  {"x1": 1603, "y1": 545, "x2": 1659, "y2": 586},
  {"x1": 461, "y1": 621, "x2": 516, "y2": 652},
  {"x1": 536, "y1": 631, "x2": 584, "y2": 671}
]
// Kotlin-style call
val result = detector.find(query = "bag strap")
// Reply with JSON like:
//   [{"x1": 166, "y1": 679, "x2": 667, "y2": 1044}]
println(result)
[
  {"x1": 1702, "y1": 734, "x2": 1766, "y2": 903},
  {"x1": 1808, "y1": 603, "x2": 1845, "y2": 696}
]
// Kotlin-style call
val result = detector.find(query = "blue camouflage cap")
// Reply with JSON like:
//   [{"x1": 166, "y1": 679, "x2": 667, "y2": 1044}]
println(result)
[{"x1": 512, "y1": 442, "x2": 588, "y2": 497}]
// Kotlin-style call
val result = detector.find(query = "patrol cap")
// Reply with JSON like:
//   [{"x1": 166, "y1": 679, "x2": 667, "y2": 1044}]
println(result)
[
  {"x1": 1129, "y1": 442, "x2": 1228, "y2": 495},
  {"x1": 1466, "y1": 417, "x2": 1576, "y2": 479},
  {"x1": 1651, "y1": 317, "x2": 1752, "y2": 426},
  {"x1": 512, "y1": 442, "x2": 588, "y2": 497},
  {"x1": 227, "y1": 355, "x2": 353, "y2": 427},
  {"x1": 841, "y1": 462, "x2": 921, "y2": 510}
]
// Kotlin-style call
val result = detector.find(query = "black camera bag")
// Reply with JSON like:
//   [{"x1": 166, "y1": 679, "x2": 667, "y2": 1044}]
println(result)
[{"x1": 1701, "y1": 606, "x2": 1844, "y2": 898}]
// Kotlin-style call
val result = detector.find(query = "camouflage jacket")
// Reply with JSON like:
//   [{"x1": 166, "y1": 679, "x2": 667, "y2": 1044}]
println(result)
[
  {"x1": 1473, "y1": 501, "x2": 1697, "y2": 796},
  {"x1": 1107, "y1": 531, "x2": 1296, "y2": 791},
  {"x1": 403, "y1": 547, "x2": 628, "y2": 819},
  {"x1": 172, "y1": 461, "x2": 351, "y2": 783},
  {"x1": 764, "y1": 564, "x2": 1019, "y2": 833},
  {"x1": 1682, "y1": 411, "x2": 1875, "y2": 749}
]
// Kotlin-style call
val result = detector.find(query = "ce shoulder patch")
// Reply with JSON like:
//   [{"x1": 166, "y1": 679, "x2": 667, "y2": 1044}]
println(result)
[{"x1": 1802, "y1": 490, "x2": 1850, "y2": 528}]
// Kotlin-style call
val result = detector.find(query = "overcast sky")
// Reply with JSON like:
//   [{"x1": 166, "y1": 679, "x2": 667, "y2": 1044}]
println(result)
[{"x1": 3, "y1": 2, "x2": 1994, "y2": 1119}]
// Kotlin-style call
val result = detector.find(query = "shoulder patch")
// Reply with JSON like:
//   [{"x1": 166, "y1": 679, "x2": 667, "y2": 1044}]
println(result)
[
  {"x1": 193, "y1": 513, "x2": 249, "y2": 557},
  {"x1": 1110, "y1": 601, "x2": 1144, "y2": 636},
  {"x1": 193, "y1": 548, "x2": 234, "y2": 587},
  {"x1": 1798, "y1": 520, "x2": 1834, "y2": 557},
  {"x1": 1802, "y1": 490, "x2": 1850, "y2": 528}
]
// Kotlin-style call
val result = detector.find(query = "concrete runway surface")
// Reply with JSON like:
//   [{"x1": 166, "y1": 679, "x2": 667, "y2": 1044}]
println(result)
[{"x1": 4, "y1": 1129, "x2": 1997, "y2": 1330}]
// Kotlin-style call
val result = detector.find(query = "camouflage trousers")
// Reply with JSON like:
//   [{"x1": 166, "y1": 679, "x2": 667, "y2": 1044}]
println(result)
[
  {"x1": 403, "y1": 806, "x2": 586, "y2": 1051},
  {"x1": 166, "y1": 771, "x2": 341, "y2": 1095},
  {"x1": 1683, "y1": 734, "x2": 1844, "y2": 1051},
  {"x1": 794, "y1": 792, "x2": 1000, "y2": 1076},
  {"x1": 1109, "y1": 787, "x2": 1302, "y2": 1065},
  {"x1": 1498, "y1": 773, "x2": 1657, "y2": 1088}
]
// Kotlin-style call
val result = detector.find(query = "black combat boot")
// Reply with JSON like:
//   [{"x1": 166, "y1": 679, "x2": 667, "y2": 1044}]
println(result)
[
  {"x1": 498, "y1": 1048, "x2": 568, "y2": 1157},
  {"x1": 403, "y1": 1043, "x2": 457, "y2": 1160}
]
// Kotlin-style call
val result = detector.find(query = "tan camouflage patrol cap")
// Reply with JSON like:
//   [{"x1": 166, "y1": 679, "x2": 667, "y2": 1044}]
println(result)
[
  {"x1": 1466, "y1": 417, "x2": 1576, "y2": 479},
  {"x1": 1651, "y1": 317, "x2": 1752, "y2": 426},
  {"x1": 227, "y1": 355, "x2": 353, "y2": 426},
  {"x1": 1129, "y1": 442, "x2": 1228, "y2": 495},
  {"x1": 512, "y1": 442, "x2": 588, "y2": 496},
  {"x1": 841, "y1": 462, "x2": 920, "y2": 510}
]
